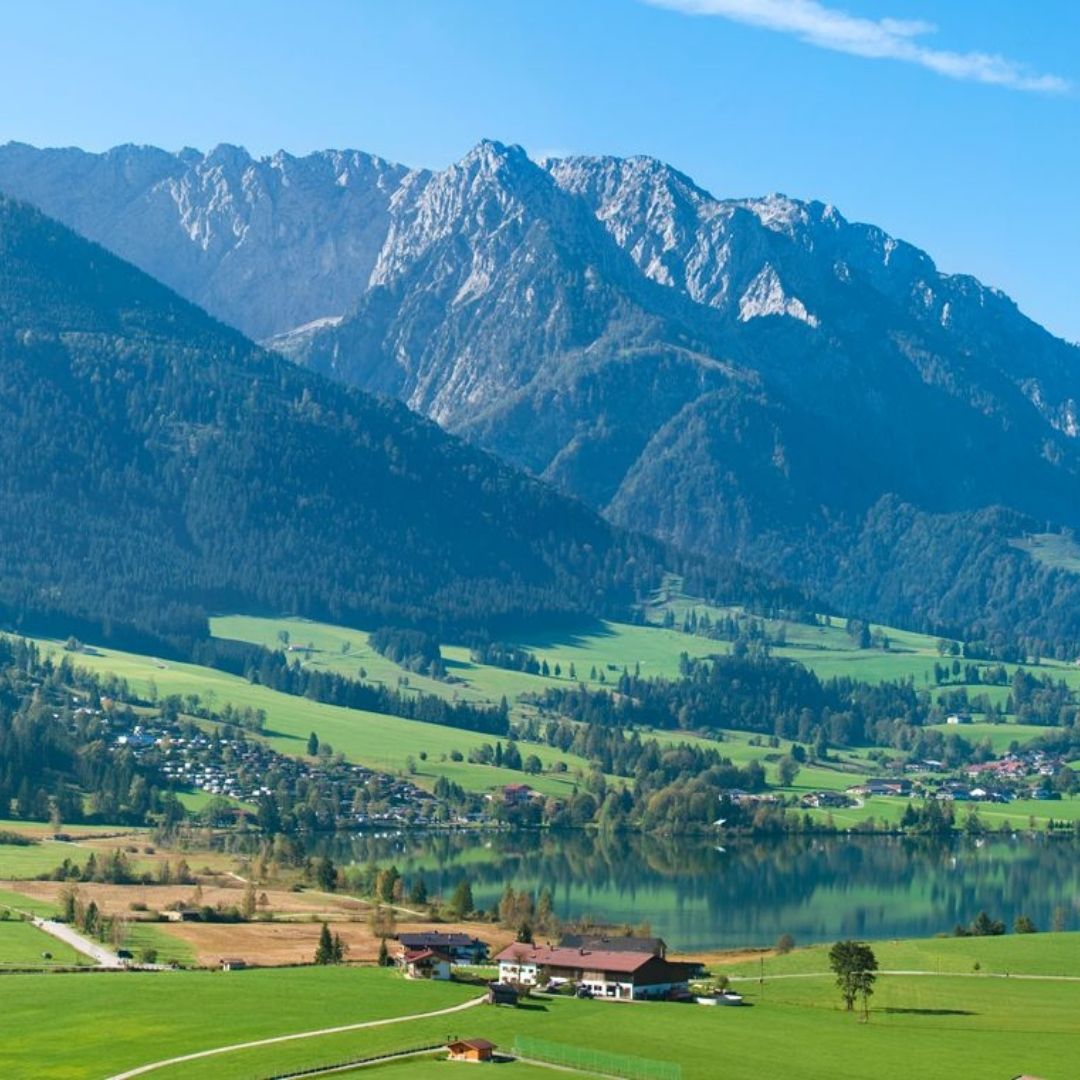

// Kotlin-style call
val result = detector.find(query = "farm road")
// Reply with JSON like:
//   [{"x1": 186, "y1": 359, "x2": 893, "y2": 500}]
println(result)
[
  {"x1": 104, "y1": 991, "x2": 486, "y2": 1079},
  {"x1": 33, "y1": 918, "x2": 123, "y2": 967}
]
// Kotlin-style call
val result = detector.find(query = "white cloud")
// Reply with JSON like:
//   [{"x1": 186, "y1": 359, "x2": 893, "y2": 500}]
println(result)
[{"x1": 645, "y1": 0, "x2": 1071, "y2": 93}]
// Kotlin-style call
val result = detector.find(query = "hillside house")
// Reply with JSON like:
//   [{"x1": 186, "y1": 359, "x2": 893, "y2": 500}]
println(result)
[
  {"x1": 402, "y1": 948, "x2": 451, "y2": 980},
  {"x1": 395, "y1": 932, "x2": 488, "y2": 963},
  {"x1": 494, "y1": 943, "x2": 696, "y2": 1000},
  {"x1": 502, "y1": 783, "x2": 534, "y2": 806}
]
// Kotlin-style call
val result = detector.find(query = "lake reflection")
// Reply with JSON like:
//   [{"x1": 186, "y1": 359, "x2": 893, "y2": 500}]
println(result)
[{"x1": 309, "y1": 830, "x2": 1079, "y2": 951}]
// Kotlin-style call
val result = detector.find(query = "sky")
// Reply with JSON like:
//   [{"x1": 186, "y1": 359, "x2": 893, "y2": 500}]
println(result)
[{"x1": 1, "y1": 0, "x2": 1078, "y2": 340}]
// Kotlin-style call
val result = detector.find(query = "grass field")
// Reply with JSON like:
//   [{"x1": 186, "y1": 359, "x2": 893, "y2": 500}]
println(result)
[
  {"x1": 8, "y1": 946, "x2": 1077, "y2": 1080},
  {"x1": 718, "y1": 930, "x2": 1080, "y2": 978},
  {"x1": 0, "y1": 888, "x2": 60, "y2": 917},
  {"x1": 0, "y1": 967, "x2": 475, "y2": 1080},
  {"x1": 1010, "y1": 532, "x2": 1080, "y2": 574},
  {"x1": 0, "y1": 838, "x2": 105, "y2": 880},
  {"x1": 0, "y1": 918, "x2": 89, "y2": 968}
]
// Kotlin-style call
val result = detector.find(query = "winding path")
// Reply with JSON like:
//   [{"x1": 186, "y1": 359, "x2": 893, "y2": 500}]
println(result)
[{"x1": 104, "y1": 993, "x2": 486, "y2": 1080}]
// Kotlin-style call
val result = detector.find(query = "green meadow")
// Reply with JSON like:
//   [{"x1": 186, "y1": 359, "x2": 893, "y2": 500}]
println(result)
[
  {"x1": 0, "y1": 888, "x2": 59, "y2": 918},
  {"x1": 719, "y1": 930, "x2": 1080, "y2": 978},
  {"x1": 6, "y1": 947, "x2": 1078, "y2": 1080},
  {"x1": 0, "y1": 918, "x2": 89, "y2": 968},
  {"x1": 0, "y1": 838, "x2": 110, "y2": 880},
  {"x1": 0, "y1": 967, "x2": 475, "y2": 1080}
]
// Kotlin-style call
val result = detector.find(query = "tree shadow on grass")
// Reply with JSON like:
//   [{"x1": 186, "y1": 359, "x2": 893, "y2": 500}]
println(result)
[
  {"x1": 514, "y1": 1001, "x2": 550, "y2": 1012},
  {"x1": 880, "y1": 1007, "x2": 976, "y2": 1017}
]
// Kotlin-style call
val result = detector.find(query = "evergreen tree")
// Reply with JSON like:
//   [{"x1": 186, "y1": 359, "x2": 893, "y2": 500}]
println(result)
[{"x1": 314, "y1": 922, "x2": 334, "y2": 965}]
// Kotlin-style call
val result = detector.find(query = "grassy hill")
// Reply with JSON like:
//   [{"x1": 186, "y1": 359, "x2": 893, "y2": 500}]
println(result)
[{"x1": 23, "y1": 596, "x2": 1080, "y2": 807}]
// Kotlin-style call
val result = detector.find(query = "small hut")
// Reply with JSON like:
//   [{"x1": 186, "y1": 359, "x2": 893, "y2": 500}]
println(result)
[{"x1": 446, "y1": 1038, "x2": 496, "y2": 1062}]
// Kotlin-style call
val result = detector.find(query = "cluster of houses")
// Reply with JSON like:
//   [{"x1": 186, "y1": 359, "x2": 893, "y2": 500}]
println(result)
[
  {"x1": 106, "y1": 711, "x2": 438, "y2": 825},
  {"x1": 394, "y1": 931, "x2": 700, "y2": 1003},
  {"x1": 841, "y1": 753, "x2": 1071, "y2": 804}
]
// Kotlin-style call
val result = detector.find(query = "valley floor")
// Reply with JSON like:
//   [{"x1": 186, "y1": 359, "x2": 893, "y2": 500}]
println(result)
[{"x1": 2, "y1": 937, "x2": 1077, "y2": 1080}]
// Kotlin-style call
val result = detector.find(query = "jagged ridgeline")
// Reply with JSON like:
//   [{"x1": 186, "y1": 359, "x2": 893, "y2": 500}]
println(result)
[{"x1": 0, "y1": 196, "x2": 789, "y2": 651}]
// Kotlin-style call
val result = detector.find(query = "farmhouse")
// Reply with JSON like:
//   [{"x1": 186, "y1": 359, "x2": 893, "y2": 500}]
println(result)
[
  {"x1": 395, "y1": 932, "x2": 488, "y2": 963},
  {"x1": 848, "y1": 778, "x2": 912, "y2": 797},
  {"x1": 401, "y1": 948, "x2": 451, "y2": 981},
  {"x1": 493, "y1": 943, "x2": 696, "y2": 1000}
]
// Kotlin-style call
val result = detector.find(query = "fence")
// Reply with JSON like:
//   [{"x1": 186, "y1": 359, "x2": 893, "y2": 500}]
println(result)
[
  {"x1": 512, "y1": 1035, "x2": 682, "y2": 1080},
  {"x1": 259, "y1": 1042, "x2": 443, "y2": 1080}
]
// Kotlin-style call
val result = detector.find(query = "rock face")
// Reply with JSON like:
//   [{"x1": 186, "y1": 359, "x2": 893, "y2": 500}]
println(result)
[
  {"x1": 0, "y1": 142, "x2": 413, "y2": 339},
  {"x1": 5, "y1": 138, "x2": 1080, "y2": 641}
]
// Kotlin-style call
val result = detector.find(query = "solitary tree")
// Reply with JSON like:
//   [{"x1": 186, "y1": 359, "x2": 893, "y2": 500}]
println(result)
[
  {"x1": 314, "y1": 922, "x2": 334, "y2": 965},
  {"x1": 306, "y1": 731, "x2": 319, "y2": 756},
  {"x1": 1014, "y1": 914, "x2": 1037, "y2": 934},
  {"x1": 828, "y1": 940, "x2": 878, "y2": 1018}
]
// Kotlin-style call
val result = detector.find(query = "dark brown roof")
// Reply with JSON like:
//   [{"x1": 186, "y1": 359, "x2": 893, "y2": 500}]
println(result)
[
  {"x1": 448, "y1": 1039, "x2": 496, "y2": 1051},
  {"x1": 559, "y1": 934, "x2": 666, "y2": 954},
  {"x1": 397, "y1": 932, "x2": 484, "y2": 948}
]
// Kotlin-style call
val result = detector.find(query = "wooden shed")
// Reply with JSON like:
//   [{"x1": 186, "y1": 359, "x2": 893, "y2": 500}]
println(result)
[
  {"x1": 486, "y1": 982, "x2": 519, "y2": 1006},
  {"x1": 446, "y1": 1038, "x2": 496, "y2": 1062}
]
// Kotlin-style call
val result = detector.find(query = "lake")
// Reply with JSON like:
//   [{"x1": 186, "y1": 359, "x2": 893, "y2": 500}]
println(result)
[{"x1": 303, "y1": 829, "x2": 1079, "y2": 951}]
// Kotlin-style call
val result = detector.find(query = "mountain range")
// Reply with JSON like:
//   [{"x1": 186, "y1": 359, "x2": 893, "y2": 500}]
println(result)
[{"x1": 2, "y1": 139, "x2": 1078, "y2": 647}]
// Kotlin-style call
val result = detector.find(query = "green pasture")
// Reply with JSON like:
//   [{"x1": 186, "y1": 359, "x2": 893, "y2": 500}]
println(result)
[
  {"x1": 0, "y1": 838, "x2": 106, "y2": 880},
  {"x1": 718, "y1": 930, "x2": 1080, "y2": 978},
  {"x1": 0, "y1": 888, "x2": 59, "y2": 918},
  {"x1": 1010, "y1": 532, "x2": 1080, "y2": 573},
  {"x1": 924, "y1": 721, "x2": 1051, "y2": 753},
  {"x1": 121, "y1": 922, "x2": 196, "y2": 967},
  {"x1": 211, "y1": 614, "x2": 724, "y2": 705},
  {"x1": 804, "y1": 793, "x2": 1080, "y2": 830},
  {"x1": 16, "y1": 960, "x2": 1075, "y2": 1080},
  {"x1": 0, "y1": 918, "x2": 89, "y2": 968},
  {"x1": 0, "y1": 967, "x2": 477, "y2": 1080}
]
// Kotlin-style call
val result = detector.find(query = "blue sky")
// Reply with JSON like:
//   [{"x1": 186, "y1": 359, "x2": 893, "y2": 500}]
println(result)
[{"x1": 1, "y1": 0, "x2": 1077, "y2": 340}]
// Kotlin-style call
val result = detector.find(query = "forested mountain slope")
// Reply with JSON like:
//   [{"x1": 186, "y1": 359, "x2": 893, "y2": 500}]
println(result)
[{"x1": 0, "y1": 195, "x2": 768, "y2": 651}]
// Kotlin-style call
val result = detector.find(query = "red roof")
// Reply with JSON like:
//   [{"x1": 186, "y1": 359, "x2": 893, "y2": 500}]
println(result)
[
  {"x1": 404, "y1": 948, "x2": 448, "y2": 963},
  {"x1": 493, "y1": 944, "x2": 657, "y2": 973}
]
